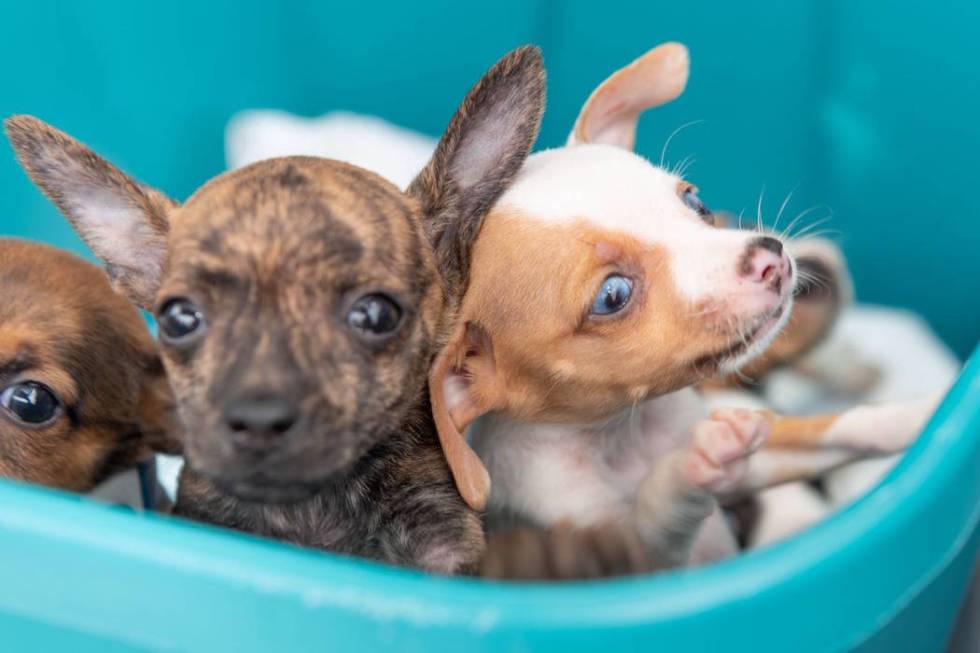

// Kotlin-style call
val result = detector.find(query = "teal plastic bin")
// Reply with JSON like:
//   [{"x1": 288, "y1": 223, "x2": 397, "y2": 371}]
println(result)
[{"x1": 0, "y1": 2, "x2": 977, "y2": 651}]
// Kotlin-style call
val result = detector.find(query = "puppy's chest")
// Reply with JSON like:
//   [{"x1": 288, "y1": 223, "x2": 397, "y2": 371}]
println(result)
[
  {"x1": 491, "y1": 389, "x2": 709, "y2": 523},
  {"x1": 176, "y1": 469, "x2": 372, "y2": 552},
  {"x1": 175, "y1": 435, "x2": 483, "y2": 571},
  {"x1": 589, "y1": 405, "x2": 696, "y2": 496}
]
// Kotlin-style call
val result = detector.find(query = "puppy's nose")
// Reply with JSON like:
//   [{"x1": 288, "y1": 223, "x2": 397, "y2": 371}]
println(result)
[
  {"x1": 224, "y1": 394, "x2": 298, "y2": 448},
  {"x1": 739, "y1": 236, "x2": 789, "y2": 292}
]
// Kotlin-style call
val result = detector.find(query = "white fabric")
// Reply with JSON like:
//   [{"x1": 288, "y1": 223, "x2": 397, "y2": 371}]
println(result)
[{"x1": 226, "y1": 110, "x2": 437, "y2": 189}]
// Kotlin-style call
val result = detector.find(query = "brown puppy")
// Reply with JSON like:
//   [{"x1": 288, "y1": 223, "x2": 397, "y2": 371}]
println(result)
[
  {"x1": 0, "y1": 238, "x2": 176, "y2": 497},
  {"x1": 5, "y1": 46, "x2": 545, "y2": 573}
]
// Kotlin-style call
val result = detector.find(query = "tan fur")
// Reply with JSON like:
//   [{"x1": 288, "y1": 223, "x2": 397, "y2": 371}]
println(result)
[
  {"x1": 0, "y1": 239, "x2": 176, "y2": 491},
  {"x1": 439, "y1": 210, "x2": 750, "y2": 425},
  {"x1": 760, "y1": 412, "x2": 839, "y2": 448},
  {"x1": 570, "y1": 42, "x2": 689, "y2": 149}
]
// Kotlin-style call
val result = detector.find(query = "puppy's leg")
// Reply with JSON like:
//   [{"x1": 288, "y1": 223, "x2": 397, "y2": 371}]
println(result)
[
  {"x1": 634, "y1": 409, "x2": 768, "y2": 567},
  {"x1": 732, "y1": 448, "x2": 857, "y2": 498},
  {"x1": 764, "y1": 392, "x2": 942, "y2": 453},
  {"x1": 721, "y1": 392, "x2": 943, "y2": 496}
]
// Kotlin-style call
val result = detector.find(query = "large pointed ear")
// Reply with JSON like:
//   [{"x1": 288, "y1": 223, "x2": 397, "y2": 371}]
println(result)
[
  {"x1": 429, "y1": 321, "x2": 502, "y2": 511},
  {"x1": 4, "y1": 115, "x2": 176, "y2": 308},
  {"x1": 568, "y1": 42, "x2": 689, "y2": 150},
  {"x1": 408, "y1": 45, "x2": 545, "y2": 303}
]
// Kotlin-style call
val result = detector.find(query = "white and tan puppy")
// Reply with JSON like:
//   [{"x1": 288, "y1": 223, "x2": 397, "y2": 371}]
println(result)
[{"x1": 424, "y1": 43, "x2": 940, "y2": 569}]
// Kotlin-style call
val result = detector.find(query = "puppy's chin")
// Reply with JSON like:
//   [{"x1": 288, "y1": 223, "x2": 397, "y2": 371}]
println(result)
[
  {"x1": 718, "y1": 297, "x2": 795, "y2": 375},
  {"x1": 186, "y1": 445, "x2": 358, "y2": 505},
  {"x1": 211, "y1": 475, "x2": 323, "y2": 504}
]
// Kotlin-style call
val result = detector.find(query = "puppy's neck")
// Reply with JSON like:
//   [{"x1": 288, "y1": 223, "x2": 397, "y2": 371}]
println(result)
[{"x1": 482, "y1": 388, "x2": 706, "y2": 450}]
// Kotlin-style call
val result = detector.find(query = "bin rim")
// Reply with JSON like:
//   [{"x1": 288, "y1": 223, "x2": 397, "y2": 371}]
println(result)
[{"x1": 0, "y1": 348, "x2": 977, "y2": 636}]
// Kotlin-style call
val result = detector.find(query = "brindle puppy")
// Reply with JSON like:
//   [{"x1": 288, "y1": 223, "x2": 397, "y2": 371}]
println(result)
[
  {"x1": 0, "y1": 238, "x2": 176, "y2": 492},
  {"x1": 5, "y1": 46, "x2": 545, "y2": 573}
]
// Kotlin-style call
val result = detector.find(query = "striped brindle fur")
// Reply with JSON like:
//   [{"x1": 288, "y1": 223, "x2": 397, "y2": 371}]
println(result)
[{"x1": 5, "y1": 45, "x2": 546, "y2": 574}]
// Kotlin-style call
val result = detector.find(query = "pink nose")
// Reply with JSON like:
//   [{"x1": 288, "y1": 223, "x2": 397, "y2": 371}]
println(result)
[{"x1": 739, "y1": 236, "x2": 789, "y2": 292}]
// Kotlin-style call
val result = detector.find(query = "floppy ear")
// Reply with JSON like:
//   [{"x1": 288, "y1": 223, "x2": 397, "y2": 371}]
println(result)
[
  {"x1": 429, "y1": 321, "x2": 502, "y2": 511},
  {"x1": 408, "y1": 45, "x2": 545, "y2": 304},
  {"x1": 568, "y1": 42, "x2": 689, "y2": 150},
  {"x1": 4, "y1": 115, "x2": 176, "y2": 309}
]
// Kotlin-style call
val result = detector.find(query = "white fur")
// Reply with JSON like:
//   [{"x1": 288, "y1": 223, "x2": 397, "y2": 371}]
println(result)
[
  {"x1": 470, "y1": 389, "x2": 741, "y2": 564},
  {"x1": 496, "y1": 144, "x2": 786, "y2": 313},
  {"x1": 822, "y1": 392, "x2": 944, "y2": 453},
  {"x1": 472, "y1": 389, "x2": 704, "y2": 527}
]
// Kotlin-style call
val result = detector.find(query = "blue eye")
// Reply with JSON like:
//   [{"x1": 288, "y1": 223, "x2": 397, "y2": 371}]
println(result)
[{"x1": 591, "y1": 275, "x2": 633, "y2": 315}]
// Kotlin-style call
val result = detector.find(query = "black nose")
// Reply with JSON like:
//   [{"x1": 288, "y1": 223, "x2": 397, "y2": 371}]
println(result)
[
  {"x1": 224, "y1": 394, "x2": 298, "y2": 448},
  {"x1": 753, "y1": 236, "x2": 784, "y2": 256}
]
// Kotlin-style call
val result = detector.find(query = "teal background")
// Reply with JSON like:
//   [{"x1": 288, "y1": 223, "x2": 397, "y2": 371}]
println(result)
[
  {"x1": 1, "y1": 1, "x2": 977, "y2": 355},
  {"x1": 0, "y1": 1, "x2": 978, "y2": 651}
]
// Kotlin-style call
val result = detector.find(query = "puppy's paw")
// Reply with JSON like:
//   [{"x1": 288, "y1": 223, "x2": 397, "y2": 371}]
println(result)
[{"x1": 682, "y1": 408, "x2": 769, "y2": 494}]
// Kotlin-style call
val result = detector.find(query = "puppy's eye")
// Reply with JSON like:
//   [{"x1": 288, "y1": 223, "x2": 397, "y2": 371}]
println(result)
[
  {"x1": 347, "y1": 294, "x2": 402, "y2": 337},
  {"x1": 157, "y1": 298, "x2": 205, "y2": 342},
  {"x1": 682, "y1": 187, "x2": 713, "y2": 223},
  {"x1": 591, "y1": 275, "x2": 633, "y2": 316},
  {"x1": 0, "y1": 382, "x2": 60, "y2": 425}
]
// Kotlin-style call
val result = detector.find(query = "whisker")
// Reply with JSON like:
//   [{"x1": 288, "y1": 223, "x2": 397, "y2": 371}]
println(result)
[
  {"x1": 756, "y1": 186, "x2": 766, "y2": 232},
  {"x1": 675, "y1": 156, "x2": 697, "y2": 178},
  {"x1": 660, "y1": 120, "x2": 705, "y2": 168},
  {"x1": 780, "y1": 205, "x2": 824, "y2": 240},
  {"x1": 795, "y1": 229, "x2": 842, "y2": 242},
  {"x1": 671, "y1": 154, "x2": 695, "y2": 177},
  {"x1": 792, "y1": 216, "x2": 836, "y2": 240},
  {"x1": 772, "y1": 186, "x2": 798, "y2": 233}
]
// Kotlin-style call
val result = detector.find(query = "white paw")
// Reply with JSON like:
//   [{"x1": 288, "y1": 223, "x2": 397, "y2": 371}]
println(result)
[{"x1": 682, "y1": 408, "x2": 769, "y2": 494}]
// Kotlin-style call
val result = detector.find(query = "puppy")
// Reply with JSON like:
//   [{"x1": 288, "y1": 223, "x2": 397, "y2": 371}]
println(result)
[
  {"x1": 424, "y1": 43, "x2": 938, "y2": 570},
  {"x1": 0, "y1": 238, "x2": 176, "y2": 506},
  {"x1": 6, "y1": 46, "x2": 546, "y2": 573}
]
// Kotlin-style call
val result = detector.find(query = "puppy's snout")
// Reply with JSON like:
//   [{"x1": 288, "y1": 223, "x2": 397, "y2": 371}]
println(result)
[
  {"x1": 739, "y1": 236, "x2": 790, "y2": 292},
  {"x1": 224, "y1": 393, "x2": 298, "y2": 449}
]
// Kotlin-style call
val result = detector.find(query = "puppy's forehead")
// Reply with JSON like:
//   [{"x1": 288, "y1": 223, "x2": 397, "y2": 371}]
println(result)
[
  {"x1": 171, "y1": 157, "x2": 427, "y2": 276},
  {"x1": 0, "y1": 240, "x2": 144, "y2": 336},
  {"x1": 495, "y1": 144, "x2": 684, "y2": 241}
]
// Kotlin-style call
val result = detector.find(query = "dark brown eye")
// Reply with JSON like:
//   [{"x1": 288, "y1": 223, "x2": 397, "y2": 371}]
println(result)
[
  {"x1": 347, "y1": 294, "x2": 402, "y2": 338},
  {"x1": 157, "y1": 298, "x2": 205, "y2": 343},
  {"x1": 682, "y1": 187, "x2": 713, "y2": 224},
  {"x1": 1, "y1": 382, "x2": 60, "y2": 425}
]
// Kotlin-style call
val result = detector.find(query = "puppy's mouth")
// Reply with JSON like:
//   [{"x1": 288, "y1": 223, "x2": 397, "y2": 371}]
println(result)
[{"x1": 694, "y1": 304, "x2": 788, "y2": 372}]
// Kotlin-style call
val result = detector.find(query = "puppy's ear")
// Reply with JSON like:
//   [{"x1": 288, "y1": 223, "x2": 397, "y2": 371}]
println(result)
[
  {"x1": 4, "y1": 115, "x2": 176, "y2": 308},
  {"x1": 568, "y1": 42, "x2": 689, "y2": 150},
  {"x1": 789, "y1": 237, "x2": 852, "y2": 307},
  {"x1": 429, "y1": 321, "x2": 503, "y2": 511},
  {"x1": 408, "y1": 45, "x2": 545, "y2": 302}
]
